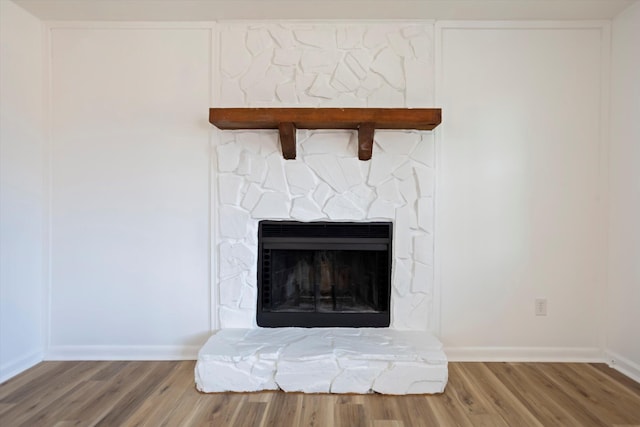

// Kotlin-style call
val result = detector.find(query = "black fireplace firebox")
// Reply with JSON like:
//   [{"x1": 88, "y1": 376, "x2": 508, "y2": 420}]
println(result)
[{"x1": 257, "y1": 221, "x2": 392, "y2": 327}]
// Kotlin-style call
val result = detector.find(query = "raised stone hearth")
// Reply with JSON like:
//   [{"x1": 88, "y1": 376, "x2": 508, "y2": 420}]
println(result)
[{"x1": 195, "y1": 328, "x2": 447, "y2": 394}]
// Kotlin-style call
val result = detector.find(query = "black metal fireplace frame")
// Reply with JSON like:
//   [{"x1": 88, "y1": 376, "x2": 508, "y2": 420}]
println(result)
[{"x1": 257, "y1": 220, "x2": 393, "y2": 328}]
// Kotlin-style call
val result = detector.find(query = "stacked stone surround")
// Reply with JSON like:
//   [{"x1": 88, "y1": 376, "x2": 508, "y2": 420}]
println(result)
[{"x1": 213, "y1": 21, "x2": 437, "y2": 331}]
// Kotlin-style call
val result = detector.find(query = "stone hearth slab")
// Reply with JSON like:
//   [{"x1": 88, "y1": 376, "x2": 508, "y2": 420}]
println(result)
[{"x1": 195, "y1": 328, "x2": 448, "y2": 394}]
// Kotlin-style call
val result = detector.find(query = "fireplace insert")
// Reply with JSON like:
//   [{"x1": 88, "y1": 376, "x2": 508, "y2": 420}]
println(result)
[{"x1": 257, "y1": 221, "x2": 392, "y2": 327}]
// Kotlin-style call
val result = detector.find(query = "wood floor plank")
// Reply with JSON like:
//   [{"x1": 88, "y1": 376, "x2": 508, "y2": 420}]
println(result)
[
  {"x1": 424, "y1": 389, "x2": 475, "y2": 427},
  {"x1": 261, "y1": 390, "x2": 301, "y2": 427},
  {"x1": 547, "y1": 363, "x2": 640, "y2": 424},
  {"x1": 0, "y1": 361, "x2": 104, "y2": 426},
  {"x1": 299, "y1": 394, "x2": 336, "y2": 426},
  {"x1": 0, "y1": 361, "x2": 76, "y2": 402},
  {"x1": 458, "y1": 363, "x2": 543, "y2": 427},
  {"x1": 335, "y1": 402, "x2": 366, "y2": 427},
  {"x1": 568, "y1": 363, "x2": 640, "y2": 418},
  {"x1": 394, "y1": 395, "x2": 440, "y2": 426},
  {"x1": 56, "y1": 361, "x2": 149, "y2": 426},
  {"x1": 0, "y1": 361, "x2": 638, "y2": 426},
  {"x1": 120, "y1": 361, "x2": 194, "y2": 427},
  {"x1": 18, "y1": 362, "x2": 127, "y2": 426},
  {"x1": 589, "y1": 363, "x2": 640, "y2": 398},
  {"x1": 361, "y1": 393, "x2": 400, "y2": 421},
  {"x1": 234, "y1": 401, "x2": 268, "y2": 426},
  {"x1": 94, "y1": 361, "x2": 177, "y2": 426},
  {"x1": 484, "y1": 362, "x2": 592, "y2": 426},
  {"x1": 0, "y1": 402, "x2": 14, "y2": 416},
  {"x1": 525, "y1": 363, "x2": 610, "y2": 426},
  {"x1": 190, "y1": 393, "x2": 253, "y2": 427},
  {"x1": 371, "y1": 421, "x2": 405, "y2": 427},
  {"x1": 248, "y1": 390, "x2": 275, "y2": 403},
  {"x1": 89, "y1": 360, "x2": 131, "y2": 381},
  {"x1": 446, "y1": 363, "x2": 507, "y2": 426},
  {"x1": 18, "y1": 379, "x2": 103, "y2": 427},
  {"x1": 166, "y1": 391, "x2": 247, "y2": 427}
]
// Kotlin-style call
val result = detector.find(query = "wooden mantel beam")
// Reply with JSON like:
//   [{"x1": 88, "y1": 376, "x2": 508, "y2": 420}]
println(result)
[{"x1": 209, "y1": 107, "x2": 442, "y2": 160}]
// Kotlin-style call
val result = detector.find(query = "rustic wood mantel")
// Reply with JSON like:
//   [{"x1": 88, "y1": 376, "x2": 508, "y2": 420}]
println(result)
[{"x1": 209, "y1": 108, "x2": 442, "y2": 160}]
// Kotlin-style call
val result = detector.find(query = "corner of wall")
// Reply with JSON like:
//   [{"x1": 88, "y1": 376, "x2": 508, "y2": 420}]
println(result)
[
  {"x1": 605, "y1": 0, "x2": 640, "y2": 379},
  {"x1": 0, "y1": 0, "x2": 47, "y2": 382},
  {"x1": 605, "y1": 349, "x2": 640, "y2": 384}
]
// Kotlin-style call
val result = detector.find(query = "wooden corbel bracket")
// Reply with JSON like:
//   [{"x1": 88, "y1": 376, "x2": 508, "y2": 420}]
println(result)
[
  {"x1": 357, "y1": 123, "x2": 376, "y2": 161},
  {"x1": 278, "y1": 122, "x2": 296, "y2": 160},
  {"x1": 209, "y1": 108, "x2": 441, "y2": 161}
]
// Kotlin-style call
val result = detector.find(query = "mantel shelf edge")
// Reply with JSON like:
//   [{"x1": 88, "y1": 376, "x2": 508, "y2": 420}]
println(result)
[{"x1": 209, "y1": 107, "x2": 442, "y2": 161}]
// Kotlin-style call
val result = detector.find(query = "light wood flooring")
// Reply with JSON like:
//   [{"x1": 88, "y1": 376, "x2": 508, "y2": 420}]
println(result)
[{"x1": 1, "y1": 361, "x2": 639, "y2": 426}]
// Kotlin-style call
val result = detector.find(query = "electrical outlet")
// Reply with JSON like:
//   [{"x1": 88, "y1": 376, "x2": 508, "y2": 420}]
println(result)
[{"x1": 535, "y1": 298, "x2": 547, "y2": 316}]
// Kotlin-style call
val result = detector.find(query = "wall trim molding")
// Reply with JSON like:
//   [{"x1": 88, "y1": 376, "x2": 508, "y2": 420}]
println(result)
[
  {"x1": 445, "y1": 346, "x2": 603, "y2": 362},
  {"x1": 45, "y1": 345, "x2": 200, "y2": 361},
  {"x1": 0, "y1": 351, "x2": 43, "y2": 384},
  {"x1": 605, "y1": 349, "x2": 640, "y2": 383},
  {"x1": 434, "y1": 20, "x2": 611, "y2": 31}
]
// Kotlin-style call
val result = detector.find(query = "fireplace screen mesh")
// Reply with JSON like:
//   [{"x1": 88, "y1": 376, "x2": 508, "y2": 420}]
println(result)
[
  {"x1": 257, "y1": 221, "x2": 392, "y2": 327},
  {"x1": 266, "y1": 248, "x2": 388, "y2": 313}
]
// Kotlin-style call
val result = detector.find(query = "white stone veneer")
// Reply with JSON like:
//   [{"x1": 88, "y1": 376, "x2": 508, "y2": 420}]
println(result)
[{"x1": 214, "y1": 21, "x2": 437, "y2": 331}]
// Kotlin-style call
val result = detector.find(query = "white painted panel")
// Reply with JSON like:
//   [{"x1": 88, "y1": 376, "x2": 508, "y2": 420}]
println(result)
[
  {"x1": 438, "y1": 25, "x2": 604, "y2": 349},
  {"x1": 0, "y1": 0, "x2": 45, "y2": 381},
  {"x1": 608, "y1": 1, "x2": 640, "y2": 376},
  {"x1": 50, "y1": 28, "x2": 211, "y2": 348}
]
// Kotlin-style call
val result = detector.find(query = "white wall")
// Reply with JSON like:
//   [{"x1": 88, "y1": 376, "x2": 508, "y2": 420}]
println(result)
[
  {"x1": 37, "y1": 18, "x2": 621, "y2": 366},
  {"x1": 0, "y1": 0, "x2": 45, "y2": 381},
  {"x1": 47, "y1": 26, "x2": 212, "y2": 359},
  {"x1": 437, "y1": 23, "x2": 607, "y2": 360},
  {"x1": 607, "y1": 1, "x2": 640, "y2": 381}
]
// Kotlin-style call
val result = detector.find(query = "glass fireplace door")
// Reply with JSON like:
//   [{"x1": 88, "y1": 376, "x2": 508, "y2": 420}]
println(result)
[{"x1": 257, "y1": 221, "x2": 392, "y2": 328}]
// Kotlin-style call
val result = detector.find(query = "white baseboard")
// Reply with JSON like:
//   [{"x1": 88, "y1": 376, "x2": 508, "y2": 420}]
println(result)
[
  {"x1": 45, "y1": 345, "x2": 200, "y2": 361},
  {"x1": 444, "y1": 346, "x2": 603, "y2": 362},
  {"x1": 604, "y1": 349, "x2": 640, "y2": 383},
  {"x1": 0, "y1": 351, "x2": 44, "y2": 384}
]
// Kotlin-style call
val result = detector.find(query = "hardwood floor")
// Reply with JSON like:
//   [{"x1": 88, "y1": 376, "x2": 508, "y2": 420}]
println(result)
[{"x1": 1, "y1": 361, "x2": 639, "y2": 426}]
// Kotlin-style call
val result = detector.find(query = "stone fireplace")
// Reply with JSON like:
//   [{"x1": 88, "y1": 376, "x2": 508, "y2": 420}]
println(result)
[
  {"x1": 213, "y1": 21, "x2": 437, "y2": 331},
  {"x1": 195, "y1": 20, "x2": 447, "y2": 395},
  {"x1": 215, "y1": 127, "x2": 434, "y2": 330}
]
